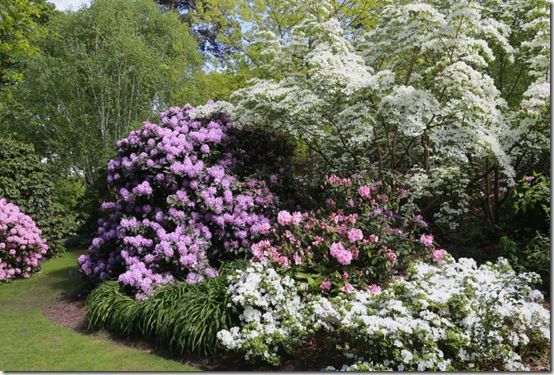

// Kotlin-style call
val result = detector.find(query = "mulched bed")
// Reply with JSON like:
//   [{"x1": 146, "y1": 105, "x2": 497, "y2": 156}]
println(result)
[
  {"x1": 43, "y1": 297, "x2": 87, "y2": 332},
  {"x1": 41, "y1": 293, "x2": 264, "y2": 370}
]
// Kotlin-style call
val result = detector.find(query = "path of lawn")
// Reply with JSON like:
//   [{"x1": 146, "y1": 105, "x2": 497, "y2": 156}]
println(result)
[{"x1": 0, "y1": 249, "x2": 197, "y2": 371}]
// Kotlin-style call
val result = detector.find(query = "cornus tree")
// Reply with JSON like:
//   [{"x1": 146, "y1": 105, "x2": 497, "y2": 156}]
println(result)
[{"x1": 231, "y1": 0, "x2": 550, "y2": 228}]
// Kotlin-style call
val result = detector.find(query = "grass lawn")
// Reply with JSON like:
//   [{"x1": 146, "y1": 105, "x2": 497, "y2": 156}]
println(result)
[{"x1": 0, "y1": 249, "x2": 197, "y2": 371}]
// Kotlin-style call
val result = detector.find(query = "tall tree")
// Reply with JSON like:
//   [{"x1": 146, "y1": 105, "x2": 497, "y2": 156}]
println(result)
[
  {"x1": 156, "y1": 0, "x2": 380, "y2": 65},
  {"x1": 4, "y1": 0, "x2": 202, "y2": 184},
  {"x1": 0, "y1": 0, "x2": 53, "y2": 108}
]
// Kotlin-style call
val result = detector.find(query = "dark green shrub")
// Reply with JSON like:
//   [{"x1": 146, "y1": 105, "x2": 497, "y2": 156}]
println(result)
[
  {"x1": 86, "y1": 260, "x2": 246, "y2": 356},
  {"x1": 0, "y1": 137, "x2": 75, "y2": 256},
  {"x1": 67, "y1": 166, "x2": 115, "y2": 248},
  {"x1": 500, "y1": 233, "x2": 550, "y2": 295},
  {"x1": 230, "y1": 126, "x2": 324, "y2": 210},
  {"x1": 495, "y1": 174, "x2": 550, "y2": 295}
]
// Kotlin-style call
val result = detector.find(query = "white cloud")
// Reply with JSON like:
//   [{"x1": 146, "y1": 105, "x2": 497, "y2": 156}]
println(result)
[{"x1": 49, "y1": 0, "x2": 91, "y2": 11}]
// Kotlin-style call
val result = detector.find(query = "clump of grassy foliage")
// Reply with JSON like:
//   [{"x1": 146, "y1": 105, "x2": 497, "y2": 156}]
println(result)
[{"x1": 86, "y1": 260, "x2": 247, "y2": 356}]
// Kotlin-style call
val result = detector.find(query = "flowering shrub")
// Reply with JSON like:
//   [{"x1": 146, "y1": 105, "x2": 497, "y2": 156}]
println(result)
[
  {"x1": 0, "y1": 137, "x2": 74, "y2": 256},
  {"x1": 218, "y1": 258, "x2": 550, "y2": 371},
  {"x1": 216, "y1": 261, "x2": 309, "y2": 366},
  {"x1": 79, "y1": 103, "x2": 276, "y2": 299},
  {"x1": 249, "y1": 175, "x2": 442, "y2": 293},
  {"x1": 232, "y1": 0, "x2": 550, "y2": 229},
  {"x1": 0, "y1": 199, "x2": 49, "y2": 281}
]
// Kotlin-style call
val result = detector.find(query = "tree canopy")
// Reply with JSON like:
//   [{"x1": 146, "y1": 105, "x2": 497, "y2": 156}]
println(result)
[{"x1": 3, "y1": 0, "x2": 202, "y2": 184}]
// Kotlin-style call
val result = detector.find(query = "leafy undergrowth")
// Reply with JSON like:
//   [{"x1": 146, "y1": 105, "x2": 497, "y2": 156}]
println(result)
[{"x1": 0, "y1": 249, "x2": 196, "y2": 371}]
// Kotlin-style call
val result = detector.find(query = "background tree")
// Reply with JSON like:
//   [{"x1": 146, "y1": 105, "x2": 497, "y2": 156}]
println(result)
[
  {"x1": 2, "y1": 0, "x2": 202, "y2": 185},
  {"x1": 0, "y1": 0, "x2": 53, "y2": 109}
]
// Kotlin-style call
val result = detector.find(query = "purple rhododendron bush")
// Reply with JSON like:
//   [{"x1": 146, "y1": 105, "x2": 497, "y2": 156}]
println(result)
[
  {"x1": 78, "y1": 103, "x2": 276, "y2": 299},
  {"x1": 0, "y1": 199, "x2": 49, "y2": 281}
]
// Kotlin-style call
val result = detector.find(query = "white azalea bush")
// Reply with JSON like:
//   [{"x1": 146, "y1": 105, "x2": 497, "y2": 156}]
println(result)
[
  {"x1": 217, "y1": 258, "x2": 550, "y2": 370},
  {"x1": 216, "y1": 262, "x2": 310, "y2": 366}
]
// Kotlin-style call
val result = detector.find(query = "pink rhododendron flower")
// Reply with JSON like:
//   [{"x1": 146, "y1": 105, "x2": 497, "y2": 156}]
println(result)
[
  {"x1": 369, "y1": 234, "x2": 379, "y2": 243},
  {"x1": 368, "y1": 284, "x2": 381, "y2": 293},
  {"x1": 383, "y1": 247, "x2": 398, "y2": 262},
  {"x1": 347, "y1": 228, "x2": 364, "y2": 243},
  {"x1": 340, "y1": 283, "x2": 354, "y2": 293},
  {"x1": 420, "y1": 234, "x2": 434, "y2": 247},
  {"x1": 525, "y1": 175, "x2": 535, "y2": 182},
  {"x1": 312, "y1": 236, "x2": 324, "y2": 246},
  {"x1": 432, "y1": 249, "x2": 448, "y2": 263},
  {"x1": 358, "y1": 185, "x2": 371, "y2": 198},
  {"x1": 277, "y1": 210, "x2": 292, "y2": 226},
  {"x1": 291, "y1": 212, "x2": 303, "y2": 226},
  {"x1": 0, "y1": 199, "x2": 49, "y2": 282},
  {"x1": 320, "y1": 279, "x2": 331, "y2": 292},
  {"x1": 329, "y1": 242, "x2": 353, "y2": 265}
]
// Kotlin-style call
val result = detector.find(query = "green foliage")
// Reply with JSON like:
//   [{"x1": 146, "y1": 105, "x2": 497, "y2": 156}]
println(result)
[
  {"x1": 0, "y1": 0, "x2": 52, "y2": 94},
  {"x1": 500, "y1": 233, "x2": 550, "y2": 295},
  {"x1": 4, "y1": 0, "x2": 202, "y2": 183},
  {"x1": 67, "y1": 166, "x2": 115, "y2": 247},
  {"x1": 496, "y1": 173, "x2": 550, "y2": 295},
  {"x1": 86, "y1": 260, "x2": 247, "y2": 356},
  {"x1": 157, "y1": 0, "x2": 380, "y2": 64},
  {"x1": 0, "y1": 137, "x2": 75, "y2": 256},
  {"x1": 513, "y1": 173, "x2": 550, "y2": 217}
]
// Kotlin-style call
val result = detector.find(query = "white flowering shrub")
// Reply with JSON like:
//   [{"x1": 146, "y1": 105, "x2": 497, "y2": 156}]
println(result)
[
  {"x1": 232, "y1": 0, "x2": 550, "y2": 227},
  {"x1": 216, "y1": 262, "x2": 310, "y2": 366},
  {"x1": 218, "y1": 258, "x2": 550, "y2": 371}
]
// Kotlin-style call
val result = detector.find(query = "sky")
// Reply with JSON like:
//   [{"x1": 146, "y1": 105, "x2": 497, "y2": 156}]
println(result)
[{"x1": 49, "y1": 0, "x2": 91, "y2": 11}]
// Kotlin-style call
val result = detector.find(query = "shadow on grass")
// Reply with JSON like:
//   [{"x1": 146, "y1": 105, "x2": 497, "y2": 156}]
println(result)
[{"x1": 88, "y1": 328, "x2": 260, "y2": 371}]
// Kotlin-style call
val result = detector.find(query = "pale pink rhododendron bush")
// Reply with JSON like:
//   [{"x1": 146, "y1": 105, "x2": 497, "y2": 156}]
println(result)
[{"x1": 0, "y1": 199, "x2": 49, "y2": 281}]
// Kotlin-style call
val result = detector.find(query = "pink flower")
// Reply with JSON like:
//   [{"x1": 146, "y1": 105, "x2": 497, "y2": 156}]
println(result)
[
  {"x1": 340, "y1": 283, "x2": 354, "y2": 293},
  {"x1": 358, "y1": 185, "x2": 371, "y2": 199},
  {"x1": 329, "y1": 242, "x2": 353, "y2": 265},
  {"x1": 258, "y1": 222, "x2": 271, "y2": 234},
  {"x1": 432, "y1": 249, "x2": 448, "y2": 263},
  {"x1": 368, "y1": 284, "x2": 381, "y2": 293},
  {"x1": 291, "y1": 212, "x2": 303, "y2": 226},
  {"x1": 383, "y1": 247, "x2": 397, "y2": 262},
  {"x1": 342, "y1": 272, "x2": 349, "y2": 280},
  {"x1": 369, "y1": 234, "x2": 379, "y2": 243},
  {"x1": 277, "y1": 210, "x2": 292, "y2": 226},
  {"x1": 277, "y1": 256, "x2": 290, "y2": 267},
  {"x1": 420, "y1": 234, "x2": 434, "y2": 247},
  {"x1": 312, "y1": 236, "x2": 324, "y2": 246},
  {"x1": 347, "y1": 228, "x2": 364, "y2": 243},
  {"x1": 320, "y1": 279, "x2": 331, "y2": 292},
  {"x1": 525, "y1": 175, "x2": 535, "y2": 182},
  {"x1": 293, "y1": 253, "x2": 302, "y2": 265}
]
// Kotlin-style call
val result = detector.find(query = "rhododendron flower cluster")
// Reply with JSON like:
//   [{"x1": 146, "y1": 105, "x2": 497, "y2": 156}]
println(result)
[
  {"x1": 79, "y1": 103, "x2": 276, "y2": 299},
  {"x1": 0, "y1": 199, "x2": 49, "y2": 281},
  {"x1": 249, "y1": 175, "x2": 442, "y2": 292}
]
